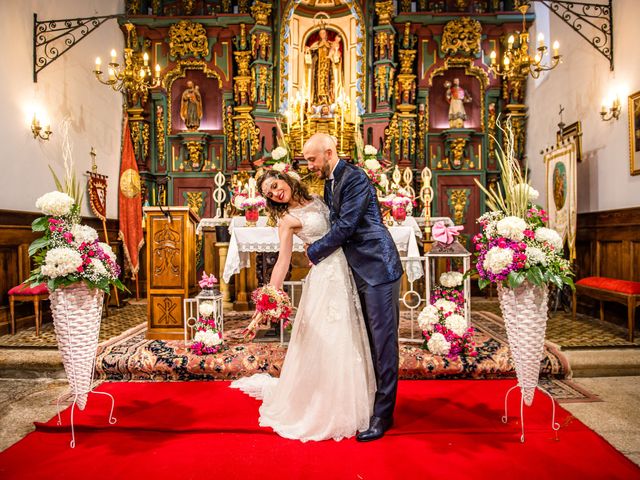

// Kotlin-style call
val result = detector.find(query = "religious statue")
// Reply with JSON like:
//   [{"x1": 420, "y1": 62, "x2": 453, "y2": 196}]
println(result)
[
  {"x1": 180, "y1": 80, "x2": 203, "y2": 131},
  {"x1": 444, "y1": 78, "x2": 472, "y2": 128},
  {"x1": 307, "y1": 28, "x2": 343, "y2": 106},
  {"x1": 303, "y1": 47, "x2": 314, "y2": 105}
]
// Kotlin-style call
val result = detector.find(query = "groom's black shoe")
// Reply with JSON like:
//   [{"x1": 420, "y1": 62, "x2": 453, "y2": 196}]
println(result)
[{"x1": 356, "y1": 416, "x2": 393, "y2": 442}]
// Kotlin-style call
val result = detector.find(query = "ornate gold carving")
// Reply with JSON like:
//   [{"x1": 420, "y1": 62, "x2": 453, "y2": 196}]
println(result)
[
  {"x1": 142, "y1": 122, "x2": 150, "y2": 161},
  {"x1": 183, "y1": 0, "x2": 195, "y2": 15},
  {"x1": 236, "y1": 23, "x2": 250, "y2": 51},
  {"x1": 441, "y1": 18, "x2": 482, "y2": 57},
  {"x1": 238, "y1": 0, "x2": 250, "y2": 14},
  {"x1": 375, "y1": 64, "x2": 394, "y2": 103},
  {"x1": 450, "y1": 138, "x2": 467, "y2": 168},
  {"x1": 156, "y1": 104, "x2": 166, "y2": 167},
  {"x1": 185, "y1": 191, "x2": 205, "y2": 216},
  {"x1": 153, "y1": 224, "x2": 181, "y2": 276},
  {"x1": 185, "y1": 141, "x2": 204, "y2": 169},
  {"x1": 375, "y1": 30, "x2": 395, "y2": 60},
  {"x1": 131, "y1": 121, "x2": 142, "y2": 160},
  {"x1": 375, "y1": 0, "x2": 394, "y2": 25},
  {"x1": 488, "y1": 102, "x2": 497, "y2": 161},
  {"x1": 455, "y1": 0, "x2": 471, "y2": 11},
  {"x1": 253, "y1": 32, "x2": 271, "y2": 61},
  {"x1": 224, "y1": 105, "x2": 234, "y2": 160},
  {"x1": 418, "y1": 103, "x2": 427, "y2": 160},
  {"x1": 234, "y1": 51, "x2": 252, "y2": 77},
  {"x1": 235, "y1": 115, "x2": 261, "y2": 159},
  {"x1": 250, "y1": 1, "x2": 272, "y2": 26},
  {"x1": 400, "y1": 0, "x2": 412, "y2": 12},
  {"x1": 168, "y1": 20, "x2": 209, "y2": 59},
  {"x1": 449, "y1": 189, "x2": 470, "y2": 226},
  {"x1": 163, "y1": 60, "x2": 222, "y2": 133},
  {"x1": 398, "y1": 49, "x2": 416, "y2": 75},
  {"x1": 384, "y1": 114, "x2": 399, "y2": 157}
]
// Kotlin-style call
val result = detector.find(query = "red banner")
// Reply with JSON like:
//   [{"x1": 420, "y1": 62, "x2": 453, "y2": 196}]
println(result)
[
  {"x1": 87, "y1": 172, "x2": 108, "y2": 222},
  {"x1": 118, "y1": 118, "x2": 144, "y2": 276}
]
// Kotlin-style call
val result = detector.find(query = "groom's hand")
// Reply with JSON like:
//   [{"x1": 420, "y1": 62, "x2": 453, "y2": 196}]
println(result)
[{"x1": 303, "y1": 244, "x2": 314, "y2": 267}]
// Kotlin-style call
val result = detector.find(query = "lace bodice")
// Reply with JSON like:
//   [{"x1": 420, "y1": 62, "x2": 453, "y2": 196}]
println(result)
[{"x1": 288, "y1": 196, "x2": 330, "y2": 244}]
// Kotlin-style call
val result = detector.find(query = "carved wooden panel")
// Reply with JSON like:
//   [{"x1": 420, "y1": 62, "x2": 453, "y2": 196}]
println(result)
[
  {"x1": 149, "y1": 216, "x2": 184, "y2": 289},
  {"x1": 149, "y1": 294, "x2": 183, "y2": 329}
]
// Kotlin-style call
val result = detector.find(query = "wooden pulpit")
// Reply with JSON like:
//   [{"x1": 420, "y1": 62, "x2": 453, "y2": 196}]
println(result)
[{"x1": 144, "y1": 206, "x2": 199, "y2": 339}]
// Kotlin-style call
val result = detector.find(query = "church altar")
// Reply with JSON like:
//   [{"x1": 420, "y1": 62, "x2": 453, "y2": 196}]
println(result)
[{"x1": 219, "y1": 216, "x2": 424, "y2": 284}]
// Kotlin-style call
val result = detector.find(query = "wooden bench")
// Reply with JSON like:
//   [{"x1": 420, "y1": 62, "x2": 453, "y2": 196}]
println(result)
[{"x1": 572, "y1": 276, "x2": 640, "y2": 342}]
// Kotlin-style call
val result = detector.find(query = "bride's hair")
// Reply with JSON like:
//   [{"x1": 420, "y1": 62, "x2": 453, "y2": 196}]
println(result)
[{"x1": 257, "y1": 169, "x2": 312, "y2": 218}]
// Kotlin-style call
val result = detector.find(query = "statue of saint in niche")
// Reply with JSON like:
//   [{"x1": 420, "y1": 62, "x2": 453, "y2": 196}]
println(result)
[
  {"x1": 306, "y1": 28, "x2": 343, "y2": 106},
  {"x1": 180, "y1": 80, "x2": 203, "y2": 131},
  {"x1": 444, "y1": 78, "x2": 472, "y2": 128}
]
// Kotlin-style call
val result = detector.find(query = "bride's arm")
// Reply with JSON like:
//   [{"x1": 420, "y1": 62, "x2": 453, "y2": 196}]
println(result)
[{"x1": 269, "y1": 215, "x2": 301, "y2": 289}]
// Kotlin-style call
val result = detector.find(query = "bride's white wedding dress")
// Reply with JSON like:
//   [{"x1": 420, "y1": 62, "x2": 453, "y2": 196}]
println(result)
[{"x1": 230, "y1": 196, "x2": 375, "y2": 442}]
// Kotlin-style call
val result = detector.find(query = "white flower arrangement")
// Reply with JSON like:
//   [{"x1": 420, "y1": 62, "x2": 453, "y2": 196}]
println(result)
[
  {"x1": 40, "y1": 247, "x2": 83, "y2": 278},
  {"x1": 426, "y1": 332, "x2": 451, "y2": 356},
  {"x1": 514, "y1": 183, "x2": 539, "y2": 202},
  {"x1": 194, "y1": 329, "x2": 223, "y2": 347},
  {"x1": 240, "y1": 196, "x2": 267, "y2": 209},
  {"x1": 364, "y1": 158, "x2": 381, "y2": 171},
  {"x1": 525, "y1": 246, "x2": 547, "y2": 266},
  {"x1": 364, "y1": 145, "x2": 378, "y2": 156},
  {"x1": 271, "y1": 146, "x2": 288, "y2": 161},
  {"x1": 99, "y1": 242, "x2": 117, "y2": 263},
  {"x1": 434, "y1": 298, "x2": 458, "y2": 314},
  {"x1": 444, "y1": 313, "x2": 468, "y2": 337},
  {"x1": 35, "y1": 191, "x2": 75, "y2": 217},
  {"x1": 440, "y1": 271, "x2": 464, "y2": 288},
  {"x1": 71, "y1": 224, "x2": 99, "y2": 246},
  {"x1": 483, "y1": 246, "x2": 515, "y2": 274},
  {"x1": 199, "y1": 301, "x2": 215, "y2": 317},
  {"x1": 417, "y1": 304, "x2": 440, "y2": 330},
  {"x1": 496, "y1": 216, "x2": 528, "y2": 241},
  {"x1": 233, "y1": 193, "x2": 248, "y2": 210},
  {"x1": 534, "y1": 227, "x2": 563, "y2": 250}
]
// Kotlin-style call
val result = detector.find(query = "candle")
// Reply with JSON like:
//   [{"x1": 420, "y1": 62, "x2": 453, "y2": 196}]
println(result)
[
  {"x1": 155, "y1": 64, "x2": 160, "y2": 78},
  {"x1": 110, "y1": 49, "x2": 117, "y2": 64},
  {"x1": 139, "y1": 68, "x2": 146, "y2": 78},
  {"x1": 489, "y1": 50, "x2": 496, "y2": 65},
  {"x1": 507, "y1": 35, "x2": 515, "y2": 48},
  {"x1": 95, "y1": 57, "x2": 101, "y2": 71},
  {"x1": 108, "y1": 67, "x2": 115, "y2": 81},
  {"x1": 143, "y1": 52, "x2": 149, "y2": 66},
  {"x1": 503, "y1": 57, "x2": 510, "y2": 69},
  {"x1": 537, "y1": 32, "x2": 544, "y2": 48},
  {"x1": 600, "y1": 103, "x2": 607, "y2": 115},
  {"x1": 552, "y1": 41, "x2": 560, "y2": 57}
]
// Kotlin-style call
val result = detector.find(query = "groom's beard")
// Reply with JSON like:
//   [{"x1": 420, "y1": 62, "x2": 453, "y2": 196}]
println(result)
[{"x1": 319, "y1": 162, "x2": 331, "y2": 180}]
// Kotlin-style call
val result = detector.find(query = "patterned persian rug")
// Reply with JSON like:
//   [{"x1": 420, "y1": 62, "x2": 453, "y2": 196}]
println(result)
[{"x1": 95, "y1": 310, "x2": 569, "y2": 382}]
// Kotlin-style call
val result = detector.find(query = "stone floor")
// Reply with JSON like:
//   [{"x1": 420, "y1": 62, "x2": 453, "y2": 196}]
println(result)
[{"x1": 0, "y1": 376, "x2": 639, "y2": 467}]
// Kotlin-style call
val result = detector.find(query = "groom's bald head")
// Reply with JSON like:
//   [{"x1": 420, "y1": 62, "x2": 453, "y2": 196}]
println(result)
[{"x1": 303, "y1": 133, "x2": 339, "y2": 180}]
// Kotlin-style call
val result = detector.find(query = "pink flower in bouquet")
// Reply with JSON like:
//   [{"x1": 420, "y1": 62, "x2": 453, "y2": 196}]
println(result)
[{"x1": 199, "y1": 272, "x2": 218, "y2": 289}]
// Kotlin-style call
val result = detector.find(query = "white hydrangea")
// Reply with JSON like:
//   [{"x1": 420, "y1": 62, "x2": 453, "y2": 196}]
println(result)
[
  {"x1": 364, "y1": 159, "x2": 381, "y2": 171},
  {"x1": 496, "y1": 216, "x2": 528, "y2": 241},
  {"x1": 427, "y1": 332, "x2": 451, "y2": 356},
  {"x1": 483, "y1": 246, "x2": 514, "y2": 274},
  {"x1": 444, "y1": 313, "x2": 468, "y2": 337},
  {"x1": 525, "y1": 246, "x2": 547, "y2": 266},
  {"x1": 35, "y1": 191, "x2": 75, "y2": 217},
  {"x1": 440, "y1": 271, "x2": 463, "y2": 288},
  {"x1": 233, "y1": 195, "x2": 247, "y2": 210},
  {"x1": 99, "y1": 242, "x2": 117, "y2": 262},
  {"x1": 199, "y1": 301, "x2": 215, "y2": 317},
  {"x1": 514, "y1": 183, "x2": 540, "y2": 202},
  {"x1": 271, "y1": 146, "x2": 288, "y2": 161},
  {"x1": 272, "y1": 162, "x2": 287, "y2": 173},
  {"x1": 194, "y1": 329, "x2": 222, "y2": 347},
  {"x1": 434, "y1": 298, "x2": 458, "y2": 314},
  {"x1": 535, "y1": 227, "x2": 563, "y2": 250},
  {"x1": 364, "y1": 145, "x2": 378, "y2": 156},
  {"x1": 90, "y1": 258, "x2": 108, "y2": 277},
  {"x1": 41, "y1": 247, "x2": 83, "y2": 278},
  {"x1": 71, "y1": 224, "x2": 98, "y2": 246},
  {"x1": 417, "y1": 304, "x2": 440, "y2": 330}
]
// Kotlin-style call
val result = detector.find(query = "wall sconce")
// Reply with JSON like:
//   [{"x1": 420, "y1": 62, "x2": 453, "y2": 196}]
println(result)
[
  {"x1": 31, "y1": 113, "x2": 52, "y2": 140},
  {"x1": 600, "y1": 95, "x2": 621, "y2": 122}
]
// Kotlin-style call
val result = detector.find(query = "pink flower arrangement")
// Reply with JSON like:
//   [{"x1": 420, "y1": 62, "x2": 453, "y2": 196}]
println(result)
[
  {"x1": 199, "y1": 272, "x2": 218, "y2": 290},
  {"x1": 243, "y1": 285, "x2": 293, "y2": 339},
  {"x1": 189, "y1": 301, "x2": 224, "y2": 356},
  {"x1": 418, "y1": 299, "x2": 476, "y2": 360}
]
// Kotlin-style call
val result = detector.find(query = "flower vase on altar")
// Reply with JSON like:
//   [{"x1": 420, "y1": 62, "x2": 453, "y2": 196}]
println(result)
[
  {"x1": 245, "y1": 207, "x2": 259, "y2": 227},
  {"x1": 392, "y1": 205, "x2": 407, "y2": 223}
]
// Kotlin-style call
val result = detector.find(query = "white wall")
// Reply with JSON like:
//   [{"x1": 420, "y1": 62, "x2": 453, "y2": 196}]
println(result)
[
  {"x1": 526, "y1": 0, "x2": 640, "y2": 213},
  {"x1": 0, "y1": 0, "x2": 125, "y2": 219}
]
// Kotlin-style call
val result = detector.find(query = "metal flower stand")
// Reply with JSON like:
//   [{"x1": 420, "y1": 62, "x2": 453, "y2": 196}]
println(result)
[
  {"x1": 501, "y1": 384, "x2": 560, "y2": 443},
  {"x1": 184, "y1": 290, "x2": 224, "y2": 342}
]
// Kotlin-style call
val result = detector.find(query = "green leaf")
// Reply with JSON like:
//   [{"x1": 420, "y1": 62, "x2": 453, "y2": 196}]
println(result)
[
  {"x1": 31, "y1": 216, "x2": 49, "y2": 232},
  {"x1": 478, "y1": 278, "x2": 491, "y2": 290},
  {"x1": 507, "y1": 272, "x2": 520, "y2": 289},
  {"x1": 28, "y1": 237, "x2": 49, "y2": 256},
  {"x1": 529, "y1": 266, "x2": 544, "y2": 285}
]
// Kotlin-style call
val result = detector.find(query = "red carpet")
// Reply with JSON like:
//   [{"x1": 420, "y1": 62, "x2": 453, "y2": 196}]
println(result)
[{"x1": 1, "y1": 380, "x2": 638, "y2": 480}]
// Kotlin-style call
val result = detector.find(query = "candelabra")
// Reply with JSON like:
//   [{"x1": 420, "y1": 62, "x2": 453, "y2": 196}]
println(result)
[
  {"x1": 600, "y1": 96, "x2": 621, "y2": 122},
  {"x1": 31, "y1": 114, "x2": 52, "y2": 141},
  {"x1": 488, "y1": 4, "x2": 561, "y2": 80},
  {"x1": 93, "y1": 23, "x2": 160, "y2": 105}
]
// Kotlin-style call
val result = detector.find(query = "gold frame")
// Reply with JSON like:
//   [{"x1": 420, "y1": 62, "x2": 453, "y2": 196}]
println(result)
[
  {"x1": 556, "y1": 121, "x2": 583, "y2": 163},
  {"x1": 629, "y1": 90, "x2": 640, "y2": 176}
]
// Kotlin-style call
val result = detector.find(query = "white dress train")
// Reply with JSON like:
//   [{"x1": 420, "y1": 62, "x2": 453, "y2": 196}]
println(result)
[{"x1": 230, "y1": 196, "x2": 375, "y2": 442}]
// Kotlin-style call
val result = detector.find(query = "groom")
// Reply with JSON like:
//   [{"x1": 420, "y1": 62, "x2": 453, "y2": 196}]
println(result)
[{"x1": 304, "y1": 133, "x2": 403, "y2": 442}]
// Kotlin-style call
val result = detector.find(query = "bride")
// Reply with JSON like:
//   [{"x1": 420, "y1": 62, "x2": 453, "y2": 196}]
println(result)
[{"x1": 230, "y1": 167, "x2": 375, "y2": 442}]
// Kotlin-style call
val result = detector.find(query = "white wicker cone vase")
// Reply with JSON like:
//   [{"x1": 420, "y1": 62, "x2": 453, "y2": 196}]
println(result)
[
  {"x1": 497, "y1": 281, "x2": 549, "y2": 407},
  {"x1": 49, "y1": 282, "x2": 104, "y2": 411}
]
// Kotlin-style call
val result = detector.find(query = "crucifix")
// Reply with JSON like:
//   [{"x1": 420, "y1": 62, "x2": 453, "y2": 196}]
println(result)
[{"x1": 557, "y1": 104, "x2": 566, "y2": 134}]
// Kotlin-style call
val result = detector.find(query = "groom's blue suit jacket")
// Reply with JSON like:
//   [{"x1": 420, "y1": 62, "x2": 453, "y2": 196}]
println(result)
[{"x1": 306, "y1": 160, "x2": 403, "y2": 287}]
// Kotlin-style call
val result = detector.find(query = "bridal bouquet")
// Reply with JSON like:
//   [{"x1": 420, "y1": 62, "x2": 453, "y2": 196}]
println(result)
[
  {"x1": 418, "y1": 299, "x2": 476, "y2": 360},
  {"x1": 190, "y1": 301, "x2": 223, "y2": 355},
  {"x1": 27, "y1": 191, "x2": 124, "y2": 293},
  {"x1": 243, "y1": 285, "x2": 293, "y2": 340},
  {"x1": 431, "y1": 271, "x2": 465, "y2": 308}
]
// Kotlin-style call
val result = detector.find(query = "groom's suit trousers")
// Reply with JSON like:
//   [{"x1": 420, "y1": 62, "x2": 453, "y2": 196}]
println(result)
[{"x1": 352, "y1": 270, "x2": 401, "y2": 421}]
